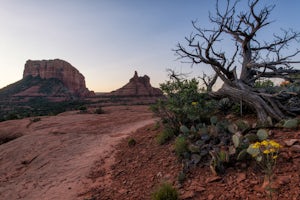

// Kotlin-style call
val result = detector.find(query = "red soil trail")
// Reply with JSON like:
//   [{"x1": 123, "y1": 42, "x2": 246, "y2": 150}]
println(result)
[{"x1": 0, "y1": 105, "x2": 156, "y2": 200}]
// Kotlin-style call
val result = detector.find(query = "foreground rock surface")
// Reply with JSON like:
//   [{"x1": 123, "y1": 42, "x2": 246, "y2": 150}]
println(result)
[{"x1": 0, "y1": 105, "x2": 155, "y2": 200}]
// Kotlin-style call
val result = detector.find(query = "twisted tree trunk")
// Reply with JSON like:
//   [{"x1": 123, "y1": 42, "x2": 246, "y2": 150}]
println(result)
[{"x1": 212, "y1": 81, "x2": 288, "y2": 125}]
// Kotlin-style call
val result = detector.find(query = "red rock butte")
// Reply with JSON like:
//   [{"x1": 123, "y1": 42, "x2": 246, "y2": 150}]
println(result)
[
  {"x1": 111, "y1": 71, "x2": 163, "y2": 96},
  {"x1": 23, "y1": 59, "x2": 95, "y2": 98}
]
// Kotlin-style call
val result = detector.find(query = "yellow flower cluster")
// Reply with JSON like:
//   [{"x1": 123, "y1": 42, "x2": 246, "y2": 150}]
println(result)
[
  {"x1": 251, "y1": 140, "x2": 281, "y2": 151},
  {"x1": 191, "y1": 101, "x2": 198, "y2": 106},
  {"x1": 248, "y1": 139, "x2": 281, "y2": 183},
  {"x1": 250, "y1": 140, "x2": 281, "y2": 160}
]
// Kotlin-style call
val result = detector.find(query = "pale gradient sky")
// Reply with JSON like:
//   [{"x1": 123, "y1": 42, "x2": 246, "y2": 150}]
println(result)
[{"x1": 0, "y1": 0, "x2": 300, "y2": 92}]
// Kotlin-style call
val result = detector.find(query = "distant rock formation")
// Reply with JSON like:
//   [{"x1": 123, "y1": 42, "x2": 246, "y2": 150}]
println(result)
[
  {"x1": 23, "y1": 59, "x2": 94, "y2": 98},
  {"x1": 111, "y1": 71, "x2": 163, "y2": 96}
]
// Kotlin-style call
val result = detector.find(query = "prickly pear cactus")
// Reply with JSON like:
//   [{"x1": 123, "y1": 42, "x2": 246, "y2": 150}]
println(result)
[{"x1": 256, "y1": 129, "x2": 268, "y2": 141}]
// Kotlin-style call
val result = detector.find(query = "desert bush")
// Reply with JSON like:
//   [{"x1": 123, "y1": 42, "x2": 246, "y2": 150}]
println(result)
[
  {"x1": 127, "y1": 138, "x2": 136, "y2": 147},
  {"x1": 30, "y1": 117, "x2": 41, "y2": 122},
  {"x1": 150, "y1": 77, "x2": 216, "y2": 133},
  {"x1": 152, "y1": 121, "x2": 161, "y2": 131},
  {"x1": 231, "y1": 101, "x2": 255, "y2": 116},
  {"x1": 177, "y1": 118, "x2": 272, "y2": 174},
  {"x1": 217, "y1": 98, "x2": 232, "y2": 115},
  {"x1": 177, "y1": 171, "x2": 186, "y2": 184},
  {"x1": 78, "y1": 105, "x2": 87, "y2": 111},
  {"x1": 0, "y1": 98, "x2": 87, "y2": 122},
  {"x1": 254, "y1": 79, "x2": 274, "y2": 89},
  {"x1": 151, "y1": 182, "x2": 179, "y2": 200},
  {"x1": 5, "y1": 113, "x2": 19, "y2": 120},
  {"x1": 95, "y1": 107, "x2": 104, "y2": 114},
  {"x1": 174, "y1": 136, "x2": 188, "y2": 158},
  {"x1": 156, "y1": 128, "x2": 175, "y2": 145}
]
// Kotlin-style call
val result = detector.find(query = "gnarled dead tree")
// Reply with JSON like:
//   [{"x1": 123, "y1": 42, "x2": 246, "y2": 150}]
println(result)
[{"x1": 175, "y1": 0, "x2": 300, "y2": 124}]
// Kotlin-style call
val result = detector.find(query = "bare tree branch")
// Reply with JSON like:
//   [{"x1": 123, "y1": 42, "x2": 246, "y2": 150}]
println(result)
[{"x1": 174, "y1": 0, "x2": 300, "y2": 123}]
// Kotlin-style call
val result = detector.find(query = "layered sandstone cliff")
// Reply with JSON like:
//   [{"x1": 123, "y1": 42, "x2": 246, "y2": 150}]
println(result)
[
  {"x1": 111, "y1": 71, "x2": 163, "y2": 96},
  {"x1": 23, "y1": 59, "x2": 94, "y2": 98}
]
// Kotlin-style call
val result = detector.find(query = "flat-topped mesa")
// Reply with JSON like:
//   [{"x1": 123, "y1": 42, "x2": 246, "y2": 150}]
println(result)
[
  {"x1": 23, "y1": 59, "x2": 94, "y2": 98},
  {"x1": 111, "y1": 71, "x2": 163, "y2": 96}
]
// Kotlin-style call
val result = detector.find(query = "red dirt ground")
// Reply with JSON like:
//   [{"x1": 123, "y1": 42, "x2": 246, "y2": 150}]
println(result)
[
  {"x1": 0, "y1": 105, "x2": 156, "y2": 200},
  {"x1": 0, "y1": 105, "x2": 299, "y2": 200},
  {"x1": 84, "y1": 123, "x2": 300, "y2": 200}
]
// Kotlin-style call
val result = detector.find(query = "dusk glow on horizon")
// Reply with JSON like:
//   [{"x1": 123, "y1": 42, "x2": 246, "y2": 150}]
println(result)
[{"x1": 1, "y1": 0, "x2": 300, "y2": 92}]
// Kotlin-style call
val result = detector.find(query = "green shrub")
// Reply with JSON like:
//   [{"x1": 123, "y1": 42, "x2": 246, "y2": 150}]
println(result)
[
  {"x1": 177, "y1": 171, "x2": 186, "y2": 184},
  {"x1": 156, "y1": 128, "x2": 174, "y2": 145},
  {"x1": 174, "y1": 136, "x2": 188, "y2": 157},
  {"x1": 128, "y1": 138, "x2": 136, "y2": 147},
  {"x1": 151, "y1": 183, "x2": 179, "y2": 200},
  {"x1": 95, "y1": 107, "x2": 104, "y2": 114},
  {"x1": 78, "y1": 106, "x2": 87, "y2": 111},
  {"x1": 30, "y1": 117, "x2": 41, "y2": 122},
  {"x1": 150, "y1": 76, "x2": 216, "y2": 133},
  {"x1": 152, "y1": 121, "x2": 161, "y2": 131},
  {"x1": 254, "y1": 79, "x2": 274, "y2": 88},
  {"x1": 5, "y1": 113, "x2": 19, "y2": 120},
  {"x1": 217, "y1": 98, "x2": 232, "y2": 115}
]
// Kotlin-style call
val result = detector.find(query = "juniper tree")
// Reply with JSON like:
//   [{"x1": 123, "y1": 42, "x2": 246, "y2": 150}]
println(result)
[{"x1": 175, "y1": 0, "x2": 300, "y2": 124}]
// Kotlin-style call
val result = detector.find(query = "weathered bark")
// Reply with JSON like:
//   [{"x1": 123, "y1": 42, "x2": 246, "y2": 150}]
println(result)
[{"x1": 212, "y1": 81, "x2": 288, "y2": 124}]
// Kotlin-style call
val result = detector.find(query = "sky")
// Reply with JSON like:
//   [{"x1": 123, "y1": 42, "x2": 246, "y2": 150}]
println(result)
[{"x1": 1, "y1": 0, "x2": 300, "y2": 92}]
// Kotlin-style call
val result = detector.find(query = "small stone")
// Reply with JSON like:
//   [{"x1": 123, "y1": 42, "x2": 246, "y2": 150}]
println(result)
[
  {"x1": 250, "y1": 180, "x2": 258, "y2": 185},
  {"x1": 156, "y1": 172, "x2": 162, "y2": 178},
  {"x1": 256, "y1": 192, "x2": 262, "y2": 197},
  {"x1": 205, "y1": 176, "x2": 222, "y2": 183},
  {"x1": 253, "y1": 185, "x2": 264, "y2": 193},
  {"x1": 236, "y1": 173, "x2": 246, "y2": 183},
  {"x1": 181, "y1": 191, "x2": 195, "y2": 199},
  {"x1": 191, "y1": 154, "x2": 202, "y2": 165},
  {"x1": 226, "y1": 176, "x2": 234, "y2": 185},
  {"x1": 276, "y1": 175, "x2": 291, "y2": 185},
  {"x1": 280, "y1": 151, "x2": 291, "y2": 160},
  {"x1": 190, "y1": 181, "x2": 206, "y2": 192},
  {"x1": 164, "y1": 173, "x2": 172, "y2": 180},
  {"x1": 291, "y1": 145, "x2": 300, "y2": 153},
  {"x1": 208, "y1": 194, "x2": 214, "y2": 200},
  {"x1": 118, "y1": 188, "x2": 127, "y2": 194},
  {"x1": 284, "y1": 139, "x2": 299, "y2": 147},
  {"x1": 188, "y1": 144, "x2": 200, "y2": 153}
]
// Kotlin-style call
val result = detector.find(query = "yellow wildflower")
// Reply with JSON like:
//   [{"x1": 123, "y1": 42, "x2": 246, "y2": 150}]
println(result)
[
  {"x1": 261, "y1": 140, "x2": 269, "y2": 146},
  {"x1": 269, "y1": 140, "x2": 281, "y2": 149},
  {"x1": 269, "y1": 148, "x2": 276, "y2": 153},
  {"x1": 191, "y1": 102, "x2": 198, "y2": 106},
  {"x1": 263, "y1": 149, "x2": 270, "y2": 154},
  {"x1": 273, "y1": 155, "x2": 278, "y2": 159},
  {"x1": 252, "y1": 142, "x2": 261, "y2": 149}
]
